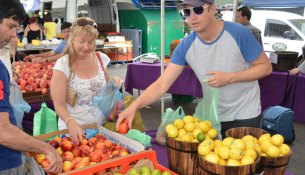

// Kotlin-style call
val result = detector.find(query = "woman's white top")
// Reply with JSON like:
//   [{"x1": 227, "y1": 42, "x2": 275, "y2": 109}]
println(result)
[{"x1": 53, "y1": 52, "x2": 110, "y2": 130}]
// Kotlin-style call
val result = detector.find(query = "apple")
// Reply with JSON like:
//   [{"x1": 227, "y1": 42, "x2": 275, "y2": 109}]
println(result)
[
  {"x1": 56, "y1": 147, "x2": 63, "y2": 156},
  {"x1": 60, "y1": 140, "x2": 74, "y2": 152},
  {"x1": 88, "y1": 137, "x2": 97, "y2": 146},
  {"x1": 48, "y1": 139, "x2": 59, "y2": 149},
  {"x1": 129, "y1": 168, "x2": 139, "y2": 175},
  {"x1": 79, "y1": 145, "x2": 91, "y2": 156},
  {"x1": 89, "y1": 151, "x2": 102, "y2": 163},
  {"x1": 25, "y1": 85, "x2": 33, "y2": 92},
  {"x1": 71, "y1": 157, "x2": 82, "y2": 165},
  {"x1": 62, "y1": 161, "x2": 73, "y2": 172},
  {"x1": 81, "y1": 138, "x2": 89, "y2": 145},
  {"x1": 41, "y1": 158, "x2": 50, "y2": 169},
  {"x1": 95, "y1": 134, "x2": 106, "y2": 142},
  {"x1": 41, "y1": 88, "x2": 48, "y2": 95},
  {"x1": 161, "y1": 171, "x2": 172, "y2": 175},
  {"x1": 151, "y1": 169, "x2": 162, "y2": 175},
  {"x1": 95, "y1": 142, "x2": 106, "y2": 152},
  {"x1": 35, "y1": 153, "x2": 46, "y2": 164},
  {"x1": 71, "y1": 147, "x2": 82, "y2": 157},
  {"x1": 140, "y1": 166, "x2": 151, "y2": 174},
  {"x1": 104, "y1": 140, "x2": 113, "y2": 148},
  {"x1": 62, "y1": 151, "x2": 74, "y2": 161},
  {"x1": 118, "y1": 122, "x2": 129, "y2": 134},
  {"x1": 119, "y1": 149, "x2": 129, "y2": 157}
]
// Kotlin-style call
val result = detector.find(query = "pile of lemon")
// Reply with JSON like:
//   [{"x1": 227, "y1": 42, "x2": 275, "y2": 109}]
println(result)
[
  {"x1": 198, "y1": 136, "x2": 259, "y2": 166},
  {"x1": 165, "y1": 115, "x2": 218, "y2": 142},
  {"x1": 257, "y1": 133, "x2": 291, "y2": 158}
]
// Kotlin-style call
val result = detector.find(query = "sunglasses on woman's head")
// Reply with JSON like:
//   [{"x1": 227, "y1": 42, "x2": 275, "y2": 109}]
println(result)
[
  {"x1": 179, "y1": 6, "x2": 209, "y2": 18},
  {"x1": 76, "y1": 18, "x2": 97, "y2": 28}
]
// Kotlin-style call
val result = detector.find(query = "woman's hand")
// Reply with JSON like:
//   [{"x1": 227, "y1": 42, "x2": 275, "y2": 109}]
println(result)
[
  {"x1": 112, "y1": 76, "x2": 124, "y2": 88},
  {"x1": 67, "y1": 119, "x2": 84, "y2": 146},
  {"x1": 116, "y1": 106, "x2": 136, "y2": 131}
]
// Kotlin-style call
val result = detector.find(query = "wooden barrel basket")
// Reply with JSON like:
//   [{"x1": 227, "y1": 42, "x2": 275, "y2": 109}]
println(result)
[
  {"x1": 166, "y1": 135, "x2": 204, "y2": 175},
  {"x1": 225, "y1": 127, "x2": 292, "y2": 175},
  {"x1": 199, "y1": 154, "x2": 261, "y2": 175}
]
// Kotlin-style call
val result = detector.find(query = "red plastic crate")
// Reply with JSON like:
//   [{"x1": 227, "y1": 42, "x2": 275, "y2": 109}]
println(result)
[{"x1": 63, "y1": 149, "x2": 177, "y2": 175}]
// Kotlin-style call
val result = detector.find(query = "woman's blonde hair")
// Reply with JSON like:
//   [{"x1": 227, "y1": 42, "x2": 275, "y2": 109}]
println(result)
[{"x1": 64, "y1": 17, "x2": 99, "y2": 79}]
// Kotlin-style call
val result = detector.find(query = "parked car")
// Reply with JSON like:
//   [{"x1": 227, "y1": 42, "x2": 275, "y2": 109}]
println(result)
[{"x1": 222, "y1": 10, "x2": 305, "y2": 60}]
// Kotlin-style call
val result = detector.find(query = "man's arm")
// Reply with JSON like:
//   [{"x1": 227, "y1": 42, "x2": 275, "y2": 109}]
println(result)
[
  {"x1": 208, "y1": 51, "x2": 272, "y2": 87},
  {"x1": 117, "y1": 63, "x2": 184, "y2": 129},
  {"x1": 0, "y1": 112, "x2": 62, "y2": 173},
  {"x1": 23, "y1": 51, "x2": 54, "y2": 61}
]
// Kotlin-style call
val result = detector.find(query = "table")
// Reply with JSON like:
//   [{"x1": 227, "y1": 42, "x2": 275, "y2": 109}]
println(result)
[
  {"x1": 102, "y1": 43, "x2": 133, "y2": 66},
  {"x1": 124, "y1": 62, "x2": 305, "y2": 123},
  {"x1": 124, "y1": 62, "x2": 202, "y2": 97}
]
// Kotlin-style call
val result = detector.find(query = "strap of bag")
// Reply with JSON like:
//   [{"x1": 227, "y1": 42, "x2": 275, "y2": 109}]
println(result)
[{"x1": 96, "y1": 52, "x2": 109, "y2": 81}]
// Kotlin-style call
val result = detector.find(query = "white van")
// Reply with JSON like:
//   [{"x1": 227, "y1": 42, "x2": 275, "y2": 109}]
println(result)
[{"x1": 222, "y1": 10, "x2": 305, "y2": 59}]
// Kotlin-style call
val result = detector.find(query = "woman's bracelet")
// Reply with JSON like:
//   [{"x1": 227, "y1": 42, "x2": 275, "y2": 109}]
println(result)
[{"x1": 65, "y1": 117, "x2": 74, "y2": 124}]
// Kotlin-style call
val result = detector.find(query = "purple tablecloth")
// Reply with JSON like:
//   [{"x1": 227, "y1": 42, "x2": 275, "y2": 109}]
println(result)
[
  {"x1": 125, "y1": 62, "x2": 305, "y2": 123},
  {"x1": 124, "y1": 62, "x2": 202, "y2": 97}
]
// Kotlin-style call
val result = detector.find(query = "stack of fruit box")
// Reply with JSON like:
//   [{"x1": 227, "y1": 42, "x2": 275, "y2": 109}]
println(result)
[{"x1": 23, "y1": 123, "x2": 145, "y2": 175}]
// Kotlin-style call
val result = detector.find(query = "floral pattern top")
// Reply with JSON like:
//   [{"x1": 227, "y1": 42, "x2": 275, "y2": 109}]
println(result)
[{"x1": 53, "y1": 52, "x2": 110, "y2": 130}]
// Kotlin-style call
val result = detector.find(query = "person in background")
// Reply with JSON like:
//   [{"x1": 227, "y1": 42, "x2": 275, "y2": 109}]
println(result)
[
  {"x1": 23, "y1": 22, "x2": 72, "y2": 62},
  {"x1": 23, "y1": 17, "x2": 43, "y2": 43},
  {"x1": 235, "y1": 6, "x2": 263, "y2": 46},
  {"x1": 289, "y1": 61, "x2": 305, "y2": 75},
  {"x1": 116, "y1": 0, "x2": 272, "y2": 137},
  {"x1": 0, "y1": 0, "x2": 62, "y2": 174},
  {"x1": 43, "y1": 13, "x2": 57, "y2": 40},
  {"x1": 51, "y1": 17, "x2": 123, "y2": 145}
]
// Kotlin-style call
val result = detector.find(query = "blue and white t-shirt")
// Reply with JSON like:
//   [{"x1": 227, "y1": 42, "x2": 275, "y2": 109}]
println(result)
[
  {"x1": 52, "y1": 40, "x2": 67, "y2": 54},
  {"x1": 171, "y1": 21, "x2": 263, "y2": 122}
]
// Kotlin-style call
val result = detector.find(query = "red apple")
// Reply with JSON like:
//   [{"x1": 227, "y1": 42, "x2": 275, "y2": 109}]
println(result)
[
  {"x1": 73, "y1": 161, "x2": 87, "y2": 170},
  {"x1": 119, "y1": 149, "x2": 129, "y2": 157},
  {"x1": 118, "y1": 122, "x2": 129, "y2": 134},
  {"x1": 104, "y1": 140, "x2": 113, "y2": 148},
  {"x1": 71, "y1": 157, "x2": 82, "y2": 165},
  {"x1": 41, "y1": 158, "x2": 50, "y2": 168},
  {"x1": 88, "y1": 137, "x2": 97, "y2": 147},
  {"x1": 89, "y1": 151, "x2": 102, "y2": 163},
  {"x1": 49, "y1": 139, "x2": 59, "y2": 149},
  {"x1": 60, "y1": 140, "x2": 74, "y2": 152},
  {"x1": 35, "y1": 153, "x2": 46, "y2": 164},
  {"x1": 71, "y1": 147, "x2": 82, "y2": 157},
  {"x1": 62, "y1": 161, "x2": 73, "y2": 172},
  {"x1": 41, "y1": 88, "x2": 48, "y2": 95},
  {"x1": 62, "y1": 151, "x2": 74, "y2": 161}
]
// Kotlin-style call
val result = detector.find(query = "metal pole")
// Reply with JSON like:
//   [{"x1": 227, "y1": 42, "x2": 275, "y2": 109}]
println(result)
[
  {"x1": 160, "y1": 0, "x2": 165, "y2": 116},
  {"x1": 232, "y1": 0, "x2": 238, "y2": 22}
]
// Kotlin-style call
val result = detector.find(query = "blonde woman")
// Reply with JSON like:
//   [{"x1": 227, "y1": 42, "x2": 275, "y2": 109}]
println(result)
[{"x1": 51, "y1": 17, "x2": 123, "y2": 145}]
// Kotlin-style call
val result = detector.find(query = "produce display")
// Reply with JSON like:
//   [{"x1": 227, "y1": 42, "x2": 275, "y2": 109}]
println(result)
[
  {"x1": 165, "y1": 115, "x2": 218, "y2": 142},
  {"x1": 124, "y1": 166, "x2": 173, "y2": 175},
  {"x1": 33, "y1": 134, "x2": 131, "y2": 173},
  {"x1": 12, "y1": 61, "x2": 54, "y2": 94},
  {"x1": 198, "y1": 133, "x2": 291, "y2": 166}
]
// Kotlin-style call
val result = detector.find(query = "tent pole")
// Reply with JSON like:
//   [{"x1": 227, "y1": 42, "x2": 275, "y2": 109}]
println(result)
[
  {"x1": 232, "y1": 0, "x2": 238, "y2": 22},
  {"x1": 160, "y1": 0, "x2": 165, "y2": 116}
]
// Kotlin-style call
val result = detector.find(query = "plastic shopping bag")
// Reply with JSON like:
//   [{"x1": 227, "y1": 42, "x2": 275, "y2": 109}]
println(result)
[
  {"x1": 103, "y1": 95, "x2": 146, "y2": 132},
  {"x1": 194, "y1": 80, "x2": 221, "y2": 135},
  {"x1": 156, "y1": 106, "x2": 185, "y2": 145},
  {"x1": 92, "y1": 80, "x2": 124, "y2": 122},
  {"x1": 9, "y1": 82, "x2": 31, "y2": 128},
  {"x1": 33, "y1": 102, "x2": 58, "y2": 141}
]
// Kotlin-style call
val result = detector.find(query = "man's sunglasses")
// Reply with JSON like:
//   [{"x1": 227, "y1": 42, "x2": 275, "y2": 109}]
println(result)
[
  {"x1": 179, "y1": 6, "x2": 209, "y2": 18},
  {"x1": 76, "y1": 18, "x2": 97, "y2": 28}
]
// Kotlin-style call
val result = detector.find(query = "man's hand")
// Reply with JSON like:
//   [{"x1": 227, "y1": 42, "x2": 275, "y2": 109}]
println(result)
[
  {"x1": 207, "y1": 71, "x2": 233, "y2": 88},
  {"x1": 23, "y1": 54, "x2": 35, "y2": 61},
  {"x1": 43, "y1": 146, "x2": 63, "y2": 174},
  {"x1": 116, "y1": 106, "x2": 136, "y2": 130}
]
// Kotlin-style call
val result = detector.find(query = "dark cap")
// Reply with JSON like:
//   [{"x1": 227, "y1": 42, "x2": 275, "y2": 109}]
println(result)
[{"x1": 178, "y1": 0, "x2": 214, "y2": 10}]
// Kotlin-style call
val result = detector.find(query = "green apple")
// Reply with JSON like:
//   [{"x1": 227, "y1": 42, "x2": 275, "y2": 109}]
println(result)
[
  {"x1": 140, "y1": 166, "x2": 151, "y2": 174},
  {"x1": 161, "y1": 171, "x2": 172, "y2": 175},
  {"x1": 129, "y1": 168, "x2": 139, "y2": 175},
  {"x1": 151, "y1": 169, "x2": 162, "y2": 175}
]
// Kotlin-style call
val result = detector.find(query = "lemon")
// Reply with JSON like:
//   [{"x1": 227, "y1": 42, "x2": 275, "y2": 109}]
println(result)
[
  {"x1": 207, "y1": 128, "x2": 218, "y2": 139},
  {"x1": 196, "y1": 132, "x2": 206, "y2": 142},
  {"x1": 227, "y1": 159, "x2": 241, "y2": 166},
  {"x1": 181, "y1": 135, "x2": 193, "y2": 142},
  {"x1": 244, "y1": 148, "x2": 257, "y2": 160},
  {"x1": 178, "y1": 129, "x2": 187, "y2": 138},
  {"x1": 241, "y1": 155, "x2": 255, "y2": 165},
  {"x1": 183, "y1": 115, "x2": 194, "y2": 123},
  {"x1": 260, "y1": 141, "x2": 272, "y2": 153},
  {"x1": 231, "y1": 139, "x2": 246, "y2": 150},
  {"x1": 242, "y1": 135, "x2": 254, "y2": 143},
  {"x1": 244, "y1": 140, "x2": 255, "y2": 149},
  {"x1": 271, "y1": 134, "x2": 284, "y2": 146},
  {"x1": 204, "y1": 120, "x2": 212, "y2": 128},
  {"x1": 218, "y1": 146, "x2": 230, "y2": 160},
  {"x1": 198, "y1": 143, "x2": 211, "y2": 156},
  {"x1": 192, "y1": 139, "x2": 199, "y2": 142},
  {"x1": 218, "y1": 158, "x2": 227, "y2": 166},
  {"x1": 279, "y1": 144, "x2": 291, "y2": 156},
  {"x1": 205, "y1": 153, "x2": 219, "y2": 164},
  {"x1": 266, "y1": 145, "x2": 281, "y2": 157},
  {"x1": 202, "y1": 139, "x2": 215, "y2": 150},
  {"x1": 166, "y1": 126, "x2": 178, "y2": 138},
  {"x1": 173, "y1": 119, "x2": 184, "y2": 129},
  {"x1": 193, "y1": 116, "x2": 200, "y2": 122},
  {"x1": 214, "y1": 140, "x2": 222, "y2": 147},
  {"x1": 165, "y1": 124, "x2": 175, "y2": 133},
  {"x1": 198, "y1": 121, "x2": 210, "y2": 133},
  {"x1": 259, "y1": 133, "x2": 271, "y2": 144},
  {"x1": 184, "y1": 122, "x2": 196, "y2": 132},
  {"x1": 229, "y1": 148, "x2": 243, "y2": 160},
  {"x1": 254, "y1": 144, "x2": 262, "y2": 154},
  {"x1": 222, "y1": 137, "x2": 234, "y2": 147}
]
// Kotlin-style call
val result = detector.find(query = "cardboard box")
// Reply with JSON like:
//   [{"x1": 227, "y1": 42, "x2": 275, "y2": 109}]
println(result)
[{"x1": 24, "y1": 123, "x2": 145, "y2": 175}]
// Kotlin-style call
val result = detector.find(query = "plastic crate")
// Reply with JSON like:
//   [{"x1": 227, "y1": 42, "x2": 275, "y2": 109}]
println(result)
[{"x1": 64, "y1": 149, "x2": 177, "y2": 175}]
